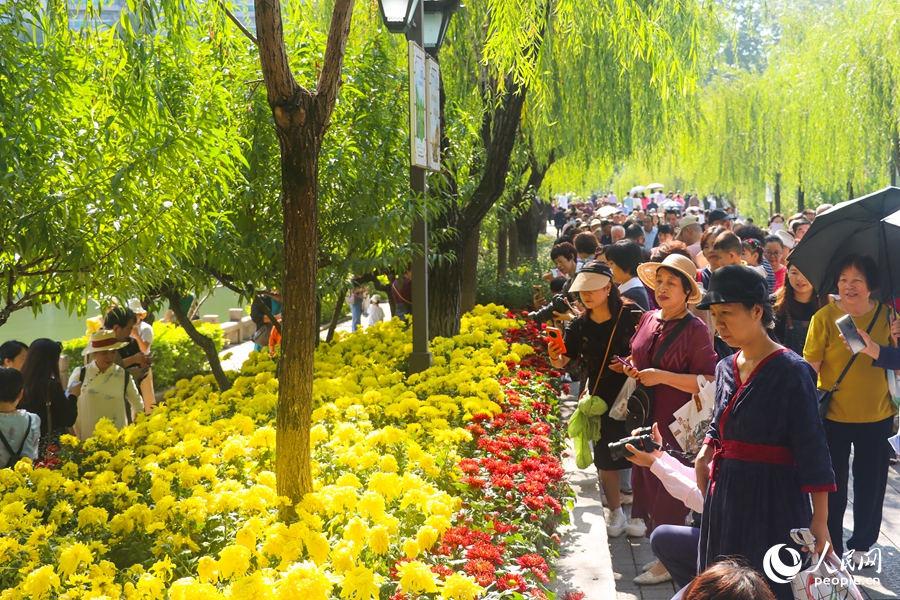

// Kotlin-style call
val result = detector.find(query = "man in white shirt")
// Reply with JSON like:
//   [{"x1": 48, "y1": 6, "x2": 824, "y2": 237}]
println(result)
[{"x1": 641, "y1": 214, "x2": 658, "y2": 249}]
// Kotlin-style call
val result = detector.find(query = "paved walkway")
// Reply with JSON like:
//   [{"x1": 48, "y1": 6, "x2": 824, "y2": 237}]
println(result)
[{"x1": 555, "y1": 386, "x2": 900, "y2": 599}]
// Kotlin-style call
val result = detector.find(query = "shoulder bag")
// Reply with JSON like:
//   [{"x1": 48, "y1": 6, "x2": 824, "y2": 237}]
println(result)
[
  {"x1": 625, "y1": 314, "x2": 696, "y2": 432},
  {"x1": 817, "y1": 302, "x2": 882, "y2": 420}
]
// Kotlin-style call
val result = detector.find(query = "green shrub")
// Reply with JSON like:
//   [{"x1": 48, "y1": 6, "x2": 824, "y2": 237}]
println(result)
[
  {"x1": 61, "y1": 322, "x2": 224, "y2": 391},
  {"x1": 476, "y1": 235, "x2": 557, "y2": 310}
]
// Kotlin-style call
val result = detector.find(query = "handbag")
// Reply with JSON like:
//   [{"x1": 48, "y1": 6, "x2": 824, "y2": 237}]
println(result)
[
  {"x1": 626, "y1": 314, "x2": 696, "y2": 432},
  {"x1": 817, "y1": 303, "x2": 881, "y2": 420},
  {"x1": 250, "y1": 322, "x2": 274, "y2": 347},
  {"x1": 668, "y1": 374, "x2": 716, "y2": 455}
]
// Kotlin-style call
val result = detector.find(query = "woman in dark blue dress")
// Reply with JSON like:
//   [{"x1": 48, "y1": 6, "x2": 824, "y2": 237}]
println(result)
[{"x1": 694, "y1": 266, "x2": 836, "y2": 600}]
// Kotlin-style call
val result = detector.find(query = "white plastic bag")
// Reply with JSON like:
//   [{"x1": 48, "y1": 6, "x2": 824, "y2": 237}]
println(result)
[
  {"x1": 608, "y1": 377, "x2": 636, "y2": 422},
  {"x1": 669, "y1": 375, "x2": 715, "y2": 453},
  {"x1": 789, "y1": 530, "x2": 864, "y2": 600}
]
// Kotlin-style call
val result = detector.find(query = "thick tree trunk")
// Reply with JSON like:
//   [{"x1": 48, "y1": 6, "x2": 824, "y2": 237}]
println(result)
[
  {"x1": 276, "y1": 130, "x2": 320, "y2": 515},
  {"x1": 774, "y1": 172, "x2": 782, "y2": 214},
  {"x1": 164, "y1": 290, "x2": 231, "y2": 391},
  {"x1": 429, "y1": 229, "x2": 465, "y2": 338},
  {"x1": 461, "y1": 223, "x2": 481, "y2": 313},
  {"x1": 497, "y1": 226, "x2": 508, "y2": 280},
  {"x1": 515, "y1": 199, "x2": 544, "y2": 262},
  {"x1": 254, "y1": 0, "x2": 354, "y2": 514},
  {"x1": 326, "y1": 291, "x2": 345, "y2": 342},
  {"x1": 508, "y1": 222, "x2": 520, "y2": 268}
]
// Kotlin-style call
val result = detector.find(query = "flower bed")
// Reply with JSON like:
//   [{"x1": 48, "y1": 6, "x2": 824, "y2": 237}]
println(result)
[{"x1": 0, "y1": 305, "x2": 572, "y2": 600}]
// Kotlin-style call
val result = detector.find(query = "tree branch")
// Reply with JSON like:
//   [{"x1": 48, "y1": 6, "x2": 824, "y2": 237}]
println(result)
[
  {"x1": 219, "y1": 0, "x2": 258, "y2": 45},
  {"x1": 316, "y1": 0, "x2": 356, "y2": 128},
  {"x1": 254, "y1": 0, "x2": 301, "y2": 108}
]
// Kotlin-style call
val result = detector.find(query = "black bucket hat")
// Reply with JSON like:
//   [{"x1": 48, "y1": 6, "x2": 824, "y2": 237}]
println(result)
[{"x1": 696, "y1": 265, "x2": 769, "y2": 310}]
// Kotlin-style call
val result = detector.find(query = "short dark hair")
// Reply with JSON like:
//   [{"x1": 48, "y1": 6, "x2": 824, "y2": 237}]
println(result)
[
  {"x1": 834, "y1": 253, "x2": 880, "y2": 291},
  {"x1": 0, "y1": 367, "x2": 24, "y2": 403},
  {"x1": 664, "y1": 208, "x2": 680, "y2": 217},
  {"x1": 791, "y1": 218, "x2": 811, "y2": 234},
  {"x1": 713, "y1": 231, "x2": 742, "y2": 255},
  {"x1": 0, "y1": 341, "x2": 28, "y2": 366},
  {"x1": 683, "y1": 558, "x2": 776, "y2": 600},
  {"x1": 700, "y1": 225, "x2": 725, "y2": 250},
  {"x1": 733, "y1": 224, "x2": 766, "y2": 243},
  {"x1": 550, "y1": 242, "x2": 577, "y2": 262},
  {"x1": 549, "y1": 277, "x2": 567, "y2": 294},
  {"x1": 763, "y1": 234, "x2": 784, "y2": 249},
  {"x1": 104, "y1": 306, "x2": 137, "y2": 329},
  {"x1": 574, "y1": 232, "x2": 599, "y2": 256},
  {"x1": 657, "y1": 223, "x2": 674, "y2": 237},
  {"x1": 651, "y1": 241, "x2": 691, "y2": 262},
  {"x1": 606, "y1": 240, "x2": 643, "y2": 277},
  {"x1": 624, "y1": 223, "x2": 644, "y2": 242}
]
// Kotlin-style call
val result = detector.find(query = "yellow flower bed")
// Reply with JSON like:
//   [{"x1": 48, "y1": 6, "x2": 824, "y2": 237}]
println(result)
[{"x1": 0, "y1": 305, "x2": 557, "y2": 600}]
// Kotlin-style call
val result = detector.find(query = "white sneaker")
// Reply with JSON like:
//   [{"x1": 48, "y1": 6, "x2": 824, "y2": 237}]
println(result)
[
  {"x1": 852, "y1": 550, "x2": 878, "y2": 569},
  {"x1": 625, "y1": 517, "x2": 647, "y2": 537},
  {"x1": 634, "y1": 570, "x2": 672, "y2": 585},
  {"x1": 606, "y1": 510, "x2": 627, "y2": 538}
]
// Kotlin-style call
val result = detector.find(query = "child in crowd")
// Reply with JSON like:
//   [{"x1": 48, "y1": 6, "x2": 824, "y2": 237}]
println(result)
[
  {"x1": 367, "y1": 294, "x2": 385, "y2": 326},
  {"x1": 715, "y1": 232, "x2": 767, "y2": 286},
  {"x1": 0, "y1": 367, "x2": 40, "y2": 467}
]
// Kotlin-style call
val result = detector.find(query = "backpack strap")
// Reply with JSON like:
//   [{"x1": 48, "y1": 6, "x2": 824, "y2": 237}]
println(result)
[
  {"x1": 0, "y1": 427, "x2": 15, "y2": 457},
  {"x1": 16, "y1": 415, "x2": 31, "y2": 455},
  {"x1": 79, "y1": 366, "x2": 86, "y2": 384}
]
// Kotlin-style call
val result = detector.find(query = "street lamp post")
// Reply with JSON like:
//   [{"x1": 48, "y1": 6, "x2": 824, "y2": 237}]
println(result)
[{"x1": 377, "y1": 0, "x2": 459, "y2": 374}]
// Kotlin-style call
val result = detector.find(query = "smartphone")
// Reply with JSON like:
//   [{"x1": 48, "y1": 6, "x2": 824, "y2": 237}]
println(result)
[
  {"x1": 836, "y1": 315, "x2": 866, "y2": 354},
  {"x1": 613, "y1": 355, "x2": 634, "y2": 370},
  {"x1": 533, "y1": 284, "x2": 543, "y2": 292},
  {"x1": 545, "y1": 327, "x2": 566, "y2": 354}
]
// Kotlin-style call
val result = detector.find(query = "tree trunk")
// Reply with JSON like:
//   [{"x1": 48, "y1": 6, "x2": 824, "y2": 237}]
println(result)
[
  {"x1": 892, "y1": 127, "x2": 899, "y2": 187},
  {"x1": 774, "y1": 172, "x2": 782, "y2": 214},
  {"x1": 848, "y1": 179, "x2": 854, "y2": 201},
  {"x1": 497, "y1": 226, "x2": 507, "y2": 280},
  {"x1": 515, "y1": 198, "x2": 545, "y2": 262},
  {"x1": 508, "y1": 222, "x2": 520, "y2": 268},
  {"x1": 428, "y1": 228, "x2": 465, "y2": 338},
  {"x1": 461, "y1": 223, "x2": 481, "y2": 313},
  {"x1": 164, "y1": 290, "x2": 231, "y2": 391},
  {"x1": 254, "y1": 0, "x2": 354, "y2": 514},
  {"x1": 326, "y1": 291, "x2": 345, "y2": 343},
  {"x1": 797, "y1": 184, "x2": 805, "y2": 212}
]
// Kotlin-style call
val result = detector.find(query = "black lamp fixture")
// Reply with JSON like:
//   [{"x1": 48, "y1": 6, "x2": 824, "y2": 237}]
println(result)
[
  {"x1": 422, "y1": 0, "x2": 461, "y2": 54},
  {"x1": 377, "y1": 0, "x2": 422, "y2": 34}
]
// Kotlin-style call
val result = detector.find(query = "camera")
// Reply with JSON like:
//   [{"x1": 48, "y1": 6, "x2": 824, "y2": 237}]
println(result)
[
  {"x1": 608, "y1": 427, "x2": 660, "y2": 461},
  {"x1": 527, "y1": 294, "x2": 571, "y2": 323}
]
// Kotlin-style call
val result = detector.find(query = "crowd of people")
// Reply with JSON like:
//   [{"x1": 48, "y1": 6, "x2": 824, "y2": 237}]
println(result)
[
  {"x1": 0, "y1": 304, "x2": 157, "y2": 468},
  {"x1": 540, "y1": 192, "x2": 899, "y2": 599}
]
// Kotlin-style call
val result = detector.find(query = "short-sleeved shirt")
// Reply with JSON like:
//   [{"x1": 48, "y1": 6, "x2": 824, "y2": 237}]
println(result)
[
  {"x1": 0, "y1": 410, "x2": 41, "y2": 464},
  {"x1": 803, "y1": 301, "x2": 894, "y2": 423}
]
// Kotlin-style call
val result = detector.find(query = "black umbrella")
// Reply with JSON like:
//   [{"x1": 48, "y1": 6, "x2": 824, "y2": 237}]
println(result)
[{"x1": 788, "y1": 186, "x2": 900, "y2": 304}]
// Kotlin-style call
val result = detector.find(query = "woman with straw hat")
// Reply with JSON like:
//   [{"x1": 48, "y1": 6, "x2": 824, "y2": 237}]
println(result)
[
  {"x1": 616, "y1": 253, "x2": 717, "y2": 584},
  {"x1": 67, "y1": 330, "x2": 143, "y2": 440}
]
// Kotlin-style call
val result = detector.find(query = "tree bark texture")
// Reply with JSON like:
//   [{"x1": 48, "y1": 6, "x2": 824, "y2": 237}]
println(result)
[
  {"x1": 507, "y1": 222, "x2": 519, "y2": 268},
  {"x1": 164, "y1": 290, "x2": 232, "y2": 392},
  {"x1": 511, "y1": 149, "x2": 554, "y2": 263},
  {"x1": 774, "y1": 172, "x2": 782, "y2": 214},
  {"x1": 497, "y1": 226, "x2": 508, "y2": 280},
  {"x1": 428, "y1": 84, "x2": 527, "y2": 338},
  {"x1": 254, "y1": 0, "x2": 355, "y2": 513},
  {"x1": 460, "y1": 223, "x2": 481, "y2": 314}
]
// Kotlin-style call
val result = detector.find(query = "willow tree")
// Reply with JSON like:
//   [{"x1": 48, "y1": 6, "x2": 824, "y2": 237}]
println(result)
[
  {"x1": 0, "y1": 0, "x2": 242, "y2": 328},
  {"x1": 424, "y1": 0, "x2": 711, "y2": 336}
]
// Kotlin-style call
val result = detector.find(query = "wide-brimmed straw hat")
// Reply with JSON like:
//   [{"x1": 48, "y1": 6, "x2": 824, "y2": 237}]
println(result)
[
  {"x1": 82, "y1": 330, "x2": 128, "y2": 356},
  {"x1": 637, "y1": 254, "x2": 702, "y2": 304},
  {"x1": 569, "y1": 261, "x2": 613, "y2": 293}
]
